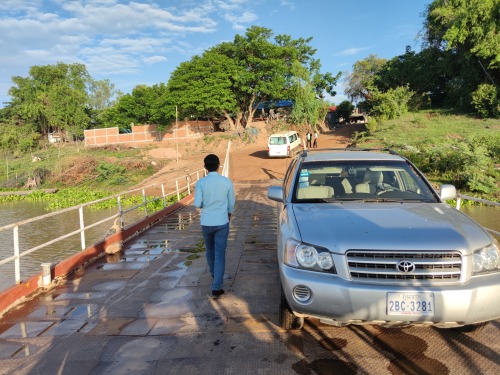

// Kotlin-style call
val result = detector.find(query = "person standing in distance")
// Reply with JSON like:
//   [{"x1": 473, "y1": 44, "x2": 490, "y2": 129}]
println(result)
[
  {"x1": 306, "y1": 131, "x2": 312, "y2": 148},
  {"x1": 194, "y1": 154, "x2": 235, "y2": 298}
]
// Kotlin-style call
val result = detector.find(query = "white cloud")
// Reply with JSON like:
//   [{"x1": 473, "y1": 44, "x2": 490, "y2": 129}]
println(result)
[
  {"x1": 335, "y1": 47, "x2": 371, "y2": 57},
  {"x1": 223, "y1": 10, "x2": 257, "y2": 30},
  {"x1": 0, "y1": 0, "x2": 42, "y2": 12},
  {"x1": 143, "y1": 55, "x2": 167, "y2": 65},
  {"x1": 280, "y1": 0, "x2": 295, "y2": 10}
]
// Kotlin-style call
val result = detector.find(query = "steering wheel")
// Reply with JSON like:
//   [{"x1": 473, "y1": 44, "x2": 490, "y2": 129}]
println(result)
[{"x1": 376, "y1": 183, "x2": 401, "y2": 194}]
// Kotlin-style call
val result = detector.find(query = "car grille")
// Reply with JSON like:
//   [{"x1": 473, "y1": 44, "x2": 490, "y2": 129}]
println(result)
[{"x1": 346, "y1": 251, "x2": 462, "y2": 283}]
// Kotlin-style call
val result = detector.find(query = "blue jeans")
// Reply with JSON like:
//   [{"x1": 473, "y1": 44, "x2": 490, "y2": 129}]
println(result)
[{"x1": 201, "y1": 223, "x2": 229, "y2": 291}]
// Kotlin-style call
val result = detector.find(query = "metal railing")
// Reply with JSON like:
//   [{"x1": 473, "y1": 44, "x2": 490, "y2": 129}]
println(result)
[
  {"x1": 455, "y1": 194, "x2": 500, "y2": 236},
  {"x1": 0, "y1": 167, "x2": 207, "y2": 286}
]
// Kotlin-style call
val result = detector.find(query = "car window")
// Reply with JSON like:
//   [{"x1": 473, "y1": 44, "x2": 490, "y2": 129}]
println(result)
[
  {"x1": 270, "y1": 137, "x2": 286, "y2": 145},
  {"x1": 293, "y1": 160, "x2": 438, "y2": 202}
]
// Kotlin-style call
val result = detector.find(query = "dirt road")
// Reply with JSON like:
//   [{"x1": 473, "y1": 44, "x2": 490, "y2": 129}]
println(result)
[
  {"x1": 140, "y1": 123, "x2": 365, "y2": 187},
  {"x1": 229, "y1": 123, "x2": 364, "y2": 182}
]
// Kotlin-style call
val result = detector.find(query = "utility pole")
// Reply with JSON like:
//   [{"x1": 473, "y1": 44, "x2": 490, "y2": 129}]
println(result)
[{"x1": 175, "y1": 106, "x2": 179, "y2": 163}]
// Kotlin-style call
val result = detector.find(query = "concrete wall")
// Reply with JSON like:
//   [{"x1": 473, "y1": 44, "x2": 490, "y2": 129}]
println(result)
[{"x1": 84, "y1": 121, "x2": 215, "y2": 147}]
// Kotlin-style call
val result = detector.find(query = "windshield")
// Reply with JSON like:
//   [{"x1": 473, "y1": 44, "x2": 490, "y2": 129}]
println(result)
[{"x1": 293, "y1": 160, "x2": 438, "y2": 203}]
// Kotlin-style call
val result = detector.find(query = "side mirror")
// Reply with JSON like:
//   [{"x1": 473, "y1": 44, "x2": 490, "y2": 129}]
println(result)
[
  {"x1": 267, "y1": 186, "x2": 284, "y2": 202},
  {"x1": 439, "y1": 184, "x2": 457, "y2": 201}
]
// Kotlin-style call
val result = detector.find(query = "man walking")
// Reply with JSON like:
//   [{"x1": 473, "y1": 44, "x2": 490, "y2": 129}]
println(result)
[
  {"x1": 194, "y1": 154, "x2": 235, "y2": 298},
  {"x1": 313, "y1": 130, "x2": 318, "y2": 148}
]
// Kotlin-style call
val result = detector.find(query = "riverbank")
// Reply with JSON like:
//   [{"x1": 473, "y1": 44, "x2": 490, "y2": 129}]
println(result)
[
  {"x1": 0, "y1": 189, "x2": 58, "y2": 196},
  {"x1": 0, "y1": 111, "x2": 498, "y2": 201}
]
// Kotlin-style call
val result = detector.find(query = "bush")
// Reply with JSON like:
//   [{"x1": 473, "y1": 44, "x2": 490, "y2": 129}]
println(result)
[
  {"x1": 0, "y1": 122, "x2": 41, "y2": 152},
  {"x1": 370, "y1": 86, "x2": 414, "y2": 121},
  {"x1": 401, "y1": 143, "x2": 497, "y2": 195},
  {"x1": 471, "y1": 84, "x2": 499, "y2": 118},
  {"x1": 96, "y1": 162, "x2": 127, "y2": 184},
  {"x1": 365, "y1": 116, "x2": 378, "y2": 134}
]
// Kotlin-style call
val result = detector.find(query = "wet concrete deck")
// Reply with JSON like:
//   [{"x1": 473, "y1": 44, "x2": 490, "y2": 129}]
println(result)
[{"x1": 0, "y1": 181, "x2": 498, "y2": 374}]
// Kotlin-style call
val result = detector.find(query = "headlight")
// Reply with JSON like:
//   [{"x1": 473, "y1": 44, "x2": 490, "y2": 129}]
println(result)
[
  {"x1": 472, "y1": 239, "x2": 500, "y2": 275},
  {"x1": 285, "y1": 239, "x2": 336, "y2": 273}
]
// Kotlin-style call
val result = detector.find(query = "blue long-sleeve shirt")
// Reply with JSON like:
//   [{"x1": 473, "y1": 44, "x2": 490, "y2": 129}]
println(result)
[{"x1": 194, "y1": 172, "x2": 235, "y2": 226}]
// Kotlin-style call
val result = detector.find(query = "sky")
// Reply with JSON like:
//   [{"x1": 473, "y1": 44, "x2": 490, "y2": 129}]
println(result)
[{"x1": 0, "y1": 0, "x2": 432, "y2": 108}]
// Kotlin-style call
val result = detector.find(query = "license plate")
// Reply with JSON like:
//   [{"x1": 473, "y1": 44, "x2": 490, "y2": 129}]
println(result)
[{"x1": 387, "y1": 292, "x2": 435, "y2": 316}]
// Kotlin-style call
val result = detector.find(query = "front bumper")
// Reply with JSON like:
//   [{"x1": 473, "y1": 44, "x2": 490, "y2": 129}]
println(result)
[{"x1": 280, "y1": 265, "x2": 500, "y2": 327}]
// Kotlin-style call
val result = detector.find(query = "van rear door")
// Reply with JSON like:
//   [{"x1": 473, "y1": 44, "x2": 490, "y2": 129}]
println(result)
[{"x1": 268, "y1": 136, "x2": 288, "y2": 157}]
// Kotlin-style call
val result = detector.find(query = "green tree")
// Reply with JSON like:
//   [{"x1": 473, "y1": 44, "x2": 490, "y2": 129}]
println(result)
[
  {"x1": 167, "y1": 50, "x2": 239, "y2": 126},
  {"x1": 167, "y1": 26, "x2": 339, "y2": 129},
  {"x1": 423, "y1": 0, "x2": 500, "y2": 115},
  {"x1": 345, "y1": 55, "x2": 387, "y2": 103},
  {"x1": 289, "y1": 61, "x2": 333, "y2": 128},
  {"x1": 336, "y1": 100, "x2": 355, "y2": 123},
  {"x1": 425, "y1": 0, "x2": 500, "y2": 71},
  {"x1": 7, "y1": 62, "x2": 91, "y2": 138},
  {"x1": 102, "y1": 83, "x2": 173, "y2": 129}
]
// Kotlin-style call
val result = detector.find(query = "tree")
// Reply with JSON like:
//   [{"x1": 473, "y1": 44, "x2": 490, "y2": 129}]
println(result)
[
  {"x1": 425, "y1": 0, "x2": 500, "y2": 71},
  {"x1": 289, "y1": 61, "x2": 333, "y2": 129},
  {"x1": 423, "y1": 0, "x2": 500, "y2": 115},
  {"x1": 345, "y1": 55, "x2": 387, "y2": 103},
  {"x1": 87, "y1": 79, "x2": 121, "y2": 128},
  {"x1": 7, "y1": 62, "x2": 91, "y2": 138},
  {"x1": 167, "y1": 51, "x2": 239, "y2": 126},
  {"x1": 211, "y1": 26, "x2": 291, "y2": 128},
  {"x1": 167, "y1": 26, "x2": 340, "y2": 129},
  {"x1": 336, "y1": 100, "x2": 355, "y2": 123},
  {"x1": 102, "y1": 83, "x2": 173, "y2": 128}
]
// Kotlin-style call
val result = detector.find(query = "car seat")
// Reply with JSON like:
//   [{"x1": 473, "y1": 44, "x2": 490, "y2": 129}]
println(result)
[
  {"x1": 355, "y1": 169, "x2": 383, "y2": 194},
  {"x1": 297, "y1": 185, "x2": 334, "y2": 199}
]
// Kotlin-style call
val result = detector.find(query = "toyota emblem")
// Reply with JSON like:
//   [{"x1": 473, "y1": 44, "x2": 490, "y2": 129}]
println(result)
[{"x1": 396, "y1": 260, "x2": 415, "y2": 273}]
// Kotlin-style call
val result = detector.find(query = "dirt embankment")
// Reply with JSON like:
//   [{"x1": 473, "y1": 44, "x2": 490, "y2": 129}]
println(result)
[{"x1": 139, "y1": 123, "x2": 365, "y2": 186}]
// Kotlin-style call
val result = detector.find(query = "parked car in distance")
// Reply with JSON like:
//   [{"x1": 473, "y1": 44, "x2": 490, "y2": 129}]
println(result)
[
  {"x1": 268, "y1": 148, "x2": 499, "y2": 331},
  {"x1": 268, "y1": 131, "x2": 301, "y2": 158}
]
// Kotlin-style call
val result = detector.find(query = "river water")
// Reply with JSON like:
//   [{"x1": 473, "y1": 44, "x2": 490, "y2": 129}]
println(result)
[
  {"x1": 0, "y1": 201, "x2": 145, "y2": 291},
  {"x1": 0, "y1": 202, "x2": 499, "y2": 291}
]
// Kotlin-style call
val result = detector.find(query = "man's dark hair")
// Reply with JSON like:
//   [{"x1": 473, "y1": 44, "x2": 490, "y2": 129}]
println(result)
[{"x1": 204, "y1": 154, "x2": 220, "y2": 172}]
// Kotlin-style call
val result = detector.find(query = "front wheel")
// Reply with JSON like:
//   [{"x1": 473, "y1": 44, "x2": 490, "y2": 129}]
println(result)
[
  {"x1": 451, "y1": 322, "x2": 488, "y2": 334},
  {"x1": 280, "y1": 287, "x2": 304, "y2": 330}
]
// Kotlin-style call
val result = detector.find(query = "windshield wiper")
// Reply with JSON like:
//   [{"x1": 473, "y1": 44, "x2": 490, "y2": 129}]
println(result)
[{"x1": 333, "y1": 197, "x2": 414, "y2": 203}]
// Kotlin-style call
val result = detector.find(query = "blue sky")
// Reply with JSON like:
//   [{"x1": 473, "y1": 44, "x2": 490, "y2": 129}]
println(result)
[{"x1": 0, "y1": 0, "x2": 432, "y2": 108}]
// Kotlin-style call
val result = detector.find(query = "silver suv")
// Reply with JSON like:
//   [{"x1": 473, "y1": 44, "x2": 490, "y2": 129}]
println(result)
[{"x1": 267, "y1": 148, "x2": 499, "y2": 331}]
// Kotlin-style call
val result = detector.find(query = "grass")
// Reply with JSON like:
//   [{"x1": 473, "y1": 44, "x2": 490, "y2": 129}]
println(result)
[
  {"x1": 361, "y1": 110, "x2": 499, "y2": 150},
  {"x1": 356, "y1": 110, "x2": 500, "y2": 200},
  {"x1": 0, "y1": 142, "x2": 168, "y2": 192}
]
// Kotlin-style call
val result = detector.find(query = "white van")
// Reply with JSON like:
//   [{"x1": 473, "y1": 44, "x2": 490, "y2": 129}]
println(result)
[{"x1": 268, "y1": 131, "x2": 301, "y2": 158}]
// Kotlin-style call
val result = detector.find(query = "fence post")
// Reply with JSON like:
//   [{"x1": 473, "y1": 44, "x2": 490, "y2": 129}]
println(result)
[
  {"x1": 186, "y1": 175, "x2": 191, "y2": 195},
  {"x1": 79, "y1": 206, "x2": 86, "y2": 250},
  {"x1": 176, "y1": 180, "x2": 180, "y2": 201},
  {"x1": 117, "y1": 196, "x2": 123, "y2": 227},
  {"x1": 161, "y1": 183, "x2": 167, "y2": 207},
  {"x1": 14, "y1": 226, "x2": 20, "y2": 284},
  {"x1": 456, "y1": 197, "x2": 461, "y2": 210},
  {"x1": 142, "y1": 188, "x2": 148, "y2": 217}
]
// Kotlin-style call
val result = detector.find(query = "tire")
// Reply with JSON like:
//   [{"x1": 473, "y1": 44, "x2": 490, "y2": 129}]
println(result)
[
  {"x1": 279, "y1": 287, "x2": 304, "y2": 330},
  {"x1": 451, "y1": 322, "x2": 488, "y2": 334}
]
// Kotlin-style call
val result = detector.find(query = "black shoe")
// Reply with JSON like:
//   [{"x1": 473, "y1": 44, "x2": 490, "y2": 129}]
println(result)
[{"x1": 212, "y1": 289, "x2": 225, "y2": 297}]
